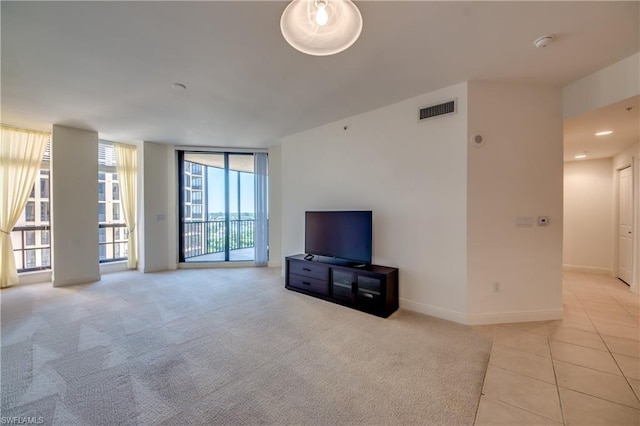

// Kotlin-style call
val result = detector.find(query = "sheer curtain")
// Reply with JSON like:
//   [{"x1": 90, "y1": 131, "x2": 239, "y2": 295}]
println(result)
[
  {"x1": 115, "y1": 143, "x2": 137, "y2": 269},
  {"x1": 254, "y1": 153, "x2": 269, "y2": 266},
  {"x1": 0, "y1": 126, "x2": 50, "y2": 288}
]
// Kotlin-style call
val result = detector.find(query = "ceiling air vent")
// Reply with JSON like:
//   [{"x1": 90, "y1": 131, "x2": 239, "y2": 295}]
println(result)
[{"x1": 419, "y1": 99, "x2": 456, "y2": 121}]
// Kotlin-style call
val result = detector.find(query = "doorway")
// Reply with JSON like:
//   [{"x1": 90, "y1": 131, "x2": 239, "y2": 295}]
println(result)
[{"x1": 618, "y1": 166, "x2": 632, "y2": 285}]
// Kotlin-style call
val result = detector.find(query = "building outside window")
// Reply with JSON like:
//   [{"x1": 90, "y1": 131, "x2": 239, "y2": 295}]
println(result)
[
  {"x1": 25, "y1": 201, "x2": 35, "y2": 222},
  {"x1": 98, "y1": 203, "x2": 106, "y2": 222},
  {"x1": 98, "y1": 182, "x2": 105, "y2": 201},
  {"x1": 11, "y1": 141, "x2": 52, "y2": 272},
  {"x1": 40, "y1": 177, "x2": 49, "y2": 198},
  {"x1": 42, "y1": 249, "x2": 50, "y2": 267},
  {"x1": 25, "y1": 250, "x2": 36, "y2": 268},
  {"x1": 192, "y1": 177, "x2": 202, "y2": 190},
  {"x1": 40, "y1": 202, "x2": 49, "y2": 221},
  {"x1": 192, "y1": 191, "x2": 202, "y2": 204},
  {"x1": 25, "y1": 231, "x2": 35, "y2": 246},
  {"x1": 98, "y1": 141, "x2": 129, "y2": 263}
]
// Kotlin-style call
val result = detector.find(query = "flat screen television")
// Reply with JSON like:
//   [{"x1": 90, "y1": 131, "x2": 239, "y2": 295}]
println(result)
[{"x1": 305, "y1": 211, "x2": 372, "y2": 265}]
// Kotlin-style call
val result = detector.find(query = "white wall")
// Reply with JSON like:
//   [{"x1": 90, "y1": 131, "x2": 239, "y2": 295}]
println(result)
[
  {"x1": 141, "y1": 141, "x2": 177, "y2": 272},
  {"x1": 280, "y1": 82, "x2": 469, "y2": 321},
  {"x1": 563, "y1": 53, "x2": 640, "y2": 119},
  {"x1": 467, "y1": 82, "x2": 564, "y2": 324},
  {"x1": 563, "y1": 158, "x2": 614, "y2": 274},
  {"x1": 268, "y1": 144, "x2": 282, "y2": 268},
  {"x1": 51, "y1": 125, "x2": 100, "y2": 286}
]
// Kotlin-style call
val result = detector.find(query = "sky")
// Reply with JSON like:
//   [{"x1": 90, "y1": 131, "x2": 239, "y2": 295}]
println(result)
[{"x1": 207, "y1": 167, "x2": 255, "y2": 214}]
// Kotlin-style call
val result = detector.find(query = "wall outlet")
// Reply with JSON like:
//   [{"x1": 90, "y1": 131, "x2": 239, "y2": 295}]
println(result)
[{"x1": 493, "y1": 282, "x2": 501, "y2": 293}]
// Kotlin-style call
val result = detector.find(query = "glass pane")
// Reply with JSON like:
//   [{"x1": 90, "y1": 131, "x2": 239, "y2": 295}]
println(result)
[{"x1": 229, "y1": 154, "x2": 254, "y2": 261}]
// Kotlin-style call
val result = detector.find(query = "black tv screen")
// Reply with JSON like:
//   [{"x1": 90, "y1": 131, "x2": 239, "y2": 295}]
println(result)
[{"x1": 305, "y1": 211, "x2": 372, "y2": 264}]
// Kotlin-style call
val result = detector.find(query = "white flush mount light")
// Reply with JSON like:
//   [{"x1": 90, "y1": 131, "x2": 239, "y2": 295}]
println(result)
[
  {"x1": 595, "y1": 130, "x2": 613, "y2": 136},
  {"x1": 280, "y1": 0, "x2": 363, "y2": 56},
  {"x1": 574, "y1": 152, "x2": 587, "y2": 159},
  {"x1": 533, "y1": 35, "x2": 554, "y2": 48}
]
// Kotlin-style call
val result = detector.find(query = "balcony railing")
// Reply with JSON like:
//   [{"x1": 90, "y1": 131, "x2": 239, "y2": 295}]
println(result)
[
  {"x1": 183, "y1": 219, "x2": 254, "y2": 259},
  {"x1": 99, "y1": 223, "x2": 128, "y2": 263},
  {"x1": 12, "y1": 225, "x2": 51, "y2": 273}
]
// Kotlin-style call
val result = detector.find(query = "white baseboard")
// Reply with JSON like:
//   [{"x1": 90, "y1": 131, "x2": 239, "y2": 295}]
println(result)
[
  {"x1": 53, "y1": 274, "x2": 100, "y2": 287},
  {"x1": 466, "y1": 309, "x2": 563, "y2": 325},
  {"x1": 400, "y1": 297, "x2": 563, "y2": 325},
  {"x1": 563, "y1": 264, "x2": 612, "y2": 275},
  {"x1": 399, "y1": 298, "x2": 467, "y2": 324}
]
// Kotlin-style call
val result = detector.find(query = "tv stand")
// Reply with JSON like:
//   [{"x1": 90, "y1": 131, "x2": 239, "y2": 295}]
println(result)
[{"x1": 285, "y1": 254, "x2": 399, "y2": 318}]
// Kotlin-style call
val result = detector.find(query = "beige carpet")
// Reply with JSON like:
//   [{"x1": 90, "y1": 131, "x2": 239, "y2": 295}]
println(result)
[{"x1": 1, "y1": 267, "x2": 491, "y2": 425}]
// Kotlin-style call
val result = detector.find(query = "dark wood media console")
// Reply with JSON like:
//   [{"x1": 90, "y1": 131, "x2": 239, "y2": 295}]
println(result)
[{"x1": 285, "y1": 254, "x2": 399, "y2": 318}]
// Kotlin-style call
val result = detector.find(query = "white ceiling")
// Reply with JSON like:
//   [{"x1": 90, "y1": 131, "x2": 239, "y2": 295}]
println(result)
[
  {"x1": 564, "y1": 96, "x2": 640, "y2": 162},
  {"x1": 1, "y1": 1, "x2": 638, "y2": 149}
]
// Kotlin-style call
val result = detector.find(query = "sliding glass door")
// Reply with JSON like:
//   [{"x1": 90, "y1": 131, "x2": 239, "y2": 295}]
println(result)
[{"x1": 179, "y1": 151, "x2": 266, "y2": 263}]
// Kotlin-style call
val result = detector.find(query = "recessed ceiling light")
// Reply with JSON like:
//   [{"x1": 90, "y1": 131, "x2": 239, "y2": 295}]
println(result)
[
  {"x1": 595, "y1": 130, "x2": 613, "y2": 136},
  {"x1": 574, "y1": 153, "x2": 587, "y2": 159},
  {"x1": 172, "y1": 83, "x2": 187, "y2": 90}
]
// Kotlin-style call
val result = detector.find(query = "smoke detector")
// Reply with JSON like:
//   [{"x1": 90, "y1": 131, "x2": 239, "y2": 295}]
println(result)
[{"x1": 533, "y1": 35, "x2": 554, "y2": 48}]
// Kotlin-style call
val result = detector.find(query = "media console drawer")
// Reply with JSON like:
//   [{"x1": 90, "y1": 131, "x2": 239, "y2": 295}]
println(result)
[
  {"x1": 288, "y1": 260, "x2": 328, "y2": 281},
  {"x1": 289, "y1": 273, "x2": 329, "y2": 296}
]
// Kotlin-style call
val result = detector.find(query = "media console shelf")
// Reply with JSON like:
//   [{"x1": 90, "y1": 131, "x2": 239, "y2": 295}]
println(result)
[{"x1": 285, "y1": 254, "x2": 399, "y2": 318}]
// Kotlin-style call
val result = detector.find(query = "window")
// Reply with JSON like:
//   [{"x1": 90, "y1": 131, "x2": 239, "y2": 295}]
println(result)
[
  {"x1": 192, "y1": 205, "x2": 202, "y2": 219},
  {"x1": 184, "y1": 205, "x2": 191, "y2": 218},
  {"x1": 40, "y1": 178, "x2": 49, "y2": 198},
  {"x1": 98, "y1": 182, "x2": 105, "y2": 201},
  {"x1": 113, "y1": 203, "x2": 120, "y2": 221},
  {"x1": 99, "y1": 244, "x2": 106, "y2": 260},
  {"x1": 184, "y1": 174, "x2": 191, "y2": 188},
  {"x1": 114, "y1": 227, "x2": 120, "y2": 241},
  {"x1": 192, "y1": 191, "x2": 202, "y2": 204},
  {"x1": 99, "y1": 228, "x2": 106, "y2": 243},
  {"x1": 42, "y1": 249, "x2": 51, "y2": 267},
  {"x1": 184, "y1": 190, "x2": 191, "y2": 203},
  {"x1": 25, "y1": 201, "x2": 35, "y2": 222},
  {"x1": 192, "y1": 177, "x2": 202, "y2": 190},
  {"x1": 114, "y1": 244, "x2": 121, "y2": 258},
  {"x1": 191, "y1": 163, "x2": 202, "y2": 175},
  {"x1": 25, "y1": 250, "x2": 36, "y2": 269},
  {"x1": 12, "y1": 139, "x2": 51, "y2": 273},
  {"x1": 99, "y1": 172, "x2": 105, "y2": 181},
  {"x1": 112, "y1": 173, "x2": 118, "y2": 181},
  {"x1": 112, "y1": 182, "x2": 120, "y2": 200},
  {"x1": 40, "y1": 202, "x2": 49, "y2": 221},
  {"x1": 98, "y1": 203, "x2": 106, "y2": 222}
]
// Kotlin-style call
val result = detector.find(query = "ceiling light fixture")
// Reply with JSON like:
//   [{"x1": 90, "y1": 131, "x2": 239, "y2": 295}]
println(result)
[
  {"x1": 280, "y1": 0, "x2": 363, "y2": 56},
  {"x1": 595, "y1": 130, "x2": 613, "y2": 136},
  {"x1": 533, "y1": 35, "x2": 554, "y2": 48},
  {"x1": 574, "y1": 152, "x2": 588, "y2": 159}
]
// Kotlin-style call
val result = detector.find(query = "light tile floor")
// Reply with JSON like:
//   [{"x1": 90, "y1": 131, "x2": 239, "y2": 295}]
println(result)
[{"x1": 474, "y1": 272, "x2": 640, "y2": 425}]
